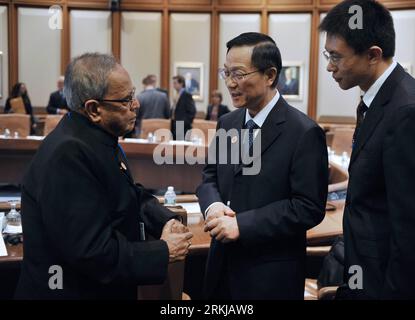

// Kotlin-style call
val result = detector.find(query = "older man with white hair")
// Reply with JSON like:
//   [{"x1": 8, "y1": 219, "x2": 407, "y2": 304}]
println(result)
[{"x1": 46, "y1": 76, "x2": 69, "y2": 114}]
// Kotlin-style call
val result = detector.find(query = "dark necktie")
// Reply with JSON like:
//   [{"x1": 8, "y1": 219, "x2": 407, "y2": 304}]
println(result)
[
  {"x1": 245, "y1": 119, "x2": 259, "y2": 151},
  {"x1": 352, "y1": 98, "x2": 368, "y2": 147}
]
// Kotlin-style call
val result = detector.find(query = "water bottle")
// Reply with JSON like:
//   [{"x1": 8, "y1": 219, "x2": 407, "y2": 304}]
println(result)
[
  {"x1": 4, "y1": 128, "x2": 11, "y2": 138},
  {"x1": 164, "y1": 186, "x2": 176, "y2": 206}
]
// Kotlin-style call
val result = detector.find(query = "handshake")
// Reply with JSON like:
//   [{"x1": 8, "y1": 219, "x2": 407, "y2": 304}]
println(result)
[
  {"x1": 161, "y1": 219, "x2": 193, "y2": 263},
  {"x1": 203, "y1": 202, "x2": 240, "y2": 243}
]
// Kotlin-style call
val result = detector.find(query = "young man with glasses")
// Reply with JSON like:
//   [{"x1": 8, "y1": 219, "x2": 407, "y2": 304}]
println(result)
[
  {"x1": 197, "y1": 32, "x2": 328, "y2": 299},
  {"x1": 16, "y1": 53, "x2": 193, "y2": 299},
  {"x1": 320, "y1": 0, "x2": 415, "y2": 299}
]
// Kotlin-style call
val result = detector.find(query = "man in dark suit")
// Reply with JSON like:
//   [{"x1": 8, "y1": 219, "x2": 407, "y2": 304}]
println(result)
[
  {"x1": 320, "y1": 0, "x2": 415, "y2": 299},
  {"x1": 46, "y1": 76, "x2": 69, "y2": 114},
  {"x1": 135, "y1": 74, "x2": 171, "y2": 136},
  {"x1": 16, "y1": 53, "x2": 192, "y2": 299},
  {"x1": 205, "y1": 90, "x2": 230, "y2": 121},
  {"x1": 197, "y1": 32, "x2": 328, "y2": 300},
  {"x1": 171, "y1": 75, "x2": 196, "y2": 140}
]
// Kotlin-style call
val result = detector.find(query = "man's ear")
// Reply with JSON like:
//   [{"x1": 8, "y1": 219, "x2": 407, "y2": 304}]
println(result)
[
  {"x1": 265, "y1": 67, "x2": 278, "y2": 86},
  {"x1": 367, "y1": 46, "x2": 383, "y2": 65},
  {"x1": 84, "y1": 100, "x2": 101, "y2": 124}
]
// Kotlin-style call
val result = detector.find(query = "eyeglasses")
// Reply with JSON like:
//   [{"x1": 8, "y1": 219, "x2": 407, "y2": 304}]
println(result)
[
  {"x1": 96, "y1": 88, "x2": 137, "y2": 111},
  {"x1": 218, "y1": 68, "x2": 260, "y2": 82},
  {"x1": 322, "y1": 50, "x2": 342, "y2": 65}
]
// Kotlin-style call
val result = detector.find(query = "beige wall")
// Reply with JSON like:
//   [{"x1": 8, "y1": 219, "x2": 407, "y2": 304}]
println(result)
[
  {"x1": 70, "y1": 10, "x2": 112, "y2": 58},
  {"x1": 392, "y1": 10, "x2": 415, "y2": 78},
  {"x1": 18, "y1": 7, "x2": 61, "y2": 108},
  {"x1": 0, "y1": 6, "x2": 8, "y2": 106},
  {"x1": 269, "y1": 13, "x2": 311, "y2": 115},
  {"x1": 170, "y1": 13, "x2": 211, "y2": 112},
  {"x1": 121, "y1": 12, "x2": 162, "y2": 93}
]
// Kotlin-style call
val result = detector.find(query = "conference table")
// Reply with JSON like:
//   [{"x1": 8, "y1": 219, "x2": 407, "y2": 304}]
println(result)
[
  {"x1": 1, "y1": 135, "x2": 346, "y2": 261},
  {"x1": 0, "y1": 136, "x2": 205, "y2": 193},
  {"x1": 0, "y1": 197, "x2": 344, "y2": 263}
]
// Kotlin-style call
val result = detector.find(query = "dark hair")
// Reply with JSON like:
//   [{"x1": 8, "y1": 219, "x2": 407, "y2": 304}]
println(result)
[
  {"x1": 226, "y1": 32, "x2": 282, "y2": 88},
  {"x1": 319, "y1": 0, "x2": 395, "y2": 58},
  {"x1": 10, "y1": 83, "x2": 26, "y2": 98},
  {"x1": 173, "y1": 75, "x2": 185, "y2": 87},
  {"x1": 142, "y1": 74, "x2": 156, "y2": 86},
  {"x1": 212, "y1": 90, "x2": 222, "y2": 102}
]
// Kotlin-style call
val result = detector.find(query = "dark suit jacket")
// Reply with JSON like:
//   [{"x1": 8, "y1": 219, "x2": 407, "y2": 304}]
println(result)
[
  {"x1": 205, "y1": 104, "x2": 230, "y2": 121},
  {"x1": 196, "y1": 97, "x2": 328, "y2": 299},
  {"x1": 46, "y1": 90, "x2": 69, "y2": 114},
  {"x1": 337, "y1": 64, "x2": 415, "y2": 300},
  {"x1": 172, "y1": 90, "x2": 196, "y2": 139},
  {"x1": 16, "y1": 111, "x2": 176, "y2": 299}
]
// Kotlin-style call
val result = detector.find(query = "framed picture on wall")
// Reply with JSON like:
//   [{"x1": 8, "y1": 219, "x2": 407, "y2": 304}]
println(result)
[
  {"x1": 277, "y1": 61, "x2": 303, "y2": 101},
  {"x1": 401, "y1": 63, "x2": 413, "y2": 77},
  {"x1": 174, "y1": 62, "x2": 204, "y2": 101}
]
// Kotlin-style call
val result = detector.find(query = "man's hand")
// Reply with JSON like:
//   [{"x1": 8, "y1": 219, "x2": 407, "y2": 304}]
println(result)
[
  {"x1": 171, "y1": 219, "x2": 189, "y2": 233},
  {"x1": 161, "y1": 219, "x2": 193, "y2": 263},
  {"x1": 204, "y1": 202, "x2": 235, "y2": 226},
  {"x1": 204, "y1": 215, "x2": 240, "y2": 243}
]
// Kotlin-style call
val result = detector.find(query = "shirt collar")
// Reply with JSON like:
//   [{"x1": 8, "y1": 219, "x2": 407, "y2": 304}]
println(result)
[
  {"x1": 362, "y1": 61, "x2": 397, "y2": 108},
  {"x1": 245, "y1": 90, "x2": 280, "y2": 128}
]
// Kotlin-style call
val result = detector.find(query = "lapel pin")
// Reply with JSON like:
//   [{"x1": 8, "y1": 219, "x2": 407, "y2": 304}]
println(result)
[
  {"x1": 231, "y1": 136, "x2": 238, "y2": 144},
  {"x1": 120, "y1": 162, "x2": 127, "y2": 171}
]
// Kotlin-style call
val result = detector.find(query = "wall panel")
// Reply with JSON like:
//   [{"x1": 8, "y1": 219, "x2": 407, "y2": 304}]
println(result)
[
  {"x1": 121, "y1": 12, "x2": 162, "y2": 93},
  {"x1": 0, "y1": 6, "x2": 8, "y2": 106},
  {"x1": 269, "y1": 13, "x2": 311, "y2": 114},
  {"x1": 18, "y1": 7, "x2": 61, "y2": 108},
  {"x1": 170, "y1": 13, "x2": 211, "y2": 112},
  {"x1": 70, "y1": 10, "x2": 111, "y2": 58},
  {"x1": 392, "y1": 10, "x2": 415, "y2": 77}
]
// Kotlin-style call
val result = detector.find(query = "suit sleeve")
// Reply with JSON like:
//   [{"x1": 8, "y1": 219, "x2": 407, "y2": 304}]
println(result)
[
  {"x1": 163, "y1": 96, "x2": 171, "y2": 119},
  {"x1": 135, "y1": 183, "x2": 179, "y2": 238},
  {"x1": 196, "y1": 119, "x2": 225, "y2": 213},
  {"x1": 382, "y1": 105, "x2": 415, "y2": 298},
  {"x1": 205, "y1": 106, "x2": 211, "y2": 120},
  {"x1": 46, "y1": 93, "x2": 58, "y2": 114},
  {"x1": 237, "y1": 126, "x2": 328, "y2": 246},
  {"x1": 185, "y1": 94, "x2": 196, "y2": 125},
  {"x1": 39, "y1": 141, "x2": 169, "y2": 286}
]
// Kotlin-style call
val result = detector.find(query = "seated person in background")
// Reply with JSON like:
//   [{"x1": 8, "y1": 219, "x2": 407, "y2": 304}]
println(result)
[
  {"x1": 135, "y1": 74, "x2": 171, "y2": 137},
  {"x1": 15, "y1": 53, "x2": 193, "y2": 300},
  {"x1": 205, "y1": 90, "x2": 230, "y2": 121},
  {"x1": 46, "y1": 76, "x2": 69, "y2": 114},
  {"x1": 4, "y1": 82, "x2": 36, "y2": 134}
]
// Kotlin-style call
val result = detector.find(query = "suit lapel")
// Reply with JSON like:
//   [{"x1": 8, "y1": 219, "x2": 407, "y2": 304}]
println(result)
[
  {"x1": 230, "y1": 110, "x2": 245, "y2": 175},
  {"x1": 234, "y1": 98, "x2": 287, "y2": 176},
  {"x1": 350, "y1": 64, "x2": 405, "y2": 166}
]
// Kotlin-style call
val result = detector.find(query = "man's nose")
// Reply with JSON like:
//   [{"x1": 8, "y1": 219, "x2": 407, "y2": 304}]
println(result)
[
  {"x1": 132, "y1": 98, "x2": 140, "y2": 111},
  {"x1": 225, "y1": 77, "x2": 237, "y2": 89},
  {"x1": 326, "y1": 61, "x2": 336, "y2": 73}
]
